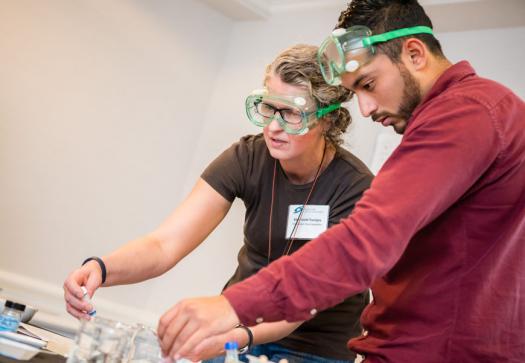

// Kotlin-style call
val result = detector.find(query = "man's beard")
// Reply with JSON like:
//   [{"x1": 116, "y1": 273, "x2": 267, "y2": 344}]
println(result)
[
  {"x1": 396, "y1": 63, "x2": 422, "y2": 132},
  {"x1": 370, "y1": 63, "x2": 422, "y2": 134}
]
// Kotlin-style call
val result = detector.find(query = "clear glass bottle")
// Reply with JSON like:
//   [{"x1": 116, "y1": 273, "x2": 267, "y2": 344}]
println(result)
[
  {"x1": 224, "y1": 341, "x2": 239, "y2": 363},
  {"x1": 0, "y1": 300, "x2": 26, "y2": 332}
]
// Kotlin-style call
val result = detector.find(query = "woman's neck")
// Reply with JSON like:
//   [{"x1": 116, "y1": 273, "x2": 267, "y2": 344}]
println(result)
[{"x1": 280, "y1": 142, "x2": 335, "y2": 184}]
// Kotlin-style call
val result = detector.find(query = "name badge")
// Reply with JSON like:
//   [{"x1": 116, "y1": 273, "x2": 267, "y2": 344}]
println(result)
[{"x1": 286, "y1": 205, "x2": 330, "y2": 240}]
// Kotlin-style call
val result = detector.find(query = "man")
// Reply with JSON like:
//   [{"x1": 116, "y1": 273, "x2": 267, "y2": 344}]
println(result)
[{"x1": 156, "y1": 1, "x2": 525, "y2": 362}]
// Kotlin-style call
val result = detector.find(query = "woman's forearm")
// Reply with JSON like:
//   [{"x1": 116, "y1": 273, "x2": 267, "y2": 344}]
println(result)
[
  {"x1": 102, "y1": 179, "x2": 232, "y2": 286},
  {"x1": 101, "y1": 234, "x2": 170, "y2": 286}
]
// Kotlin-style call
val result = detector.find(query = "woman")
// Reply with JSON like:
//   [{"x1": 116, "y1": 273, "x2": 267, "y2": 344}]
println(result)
[{"x1": 63, "y1": 44, "x2": 373, "y2": 363}]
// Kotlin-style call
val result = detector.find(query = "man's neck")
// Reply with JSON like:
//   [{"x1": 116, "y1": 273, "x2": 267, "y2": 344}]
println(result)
[{"x1": 420, "y1": 57, "x2": 453, "y2": 98}]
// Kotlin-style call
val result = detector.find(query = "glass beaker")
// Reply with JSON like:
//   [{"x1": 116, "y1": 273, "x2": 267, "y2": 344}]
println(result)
[
  {"x1": 67, "y1": 317, "x2": 135, "y2": 363},
  {"x1": 128, "y1": 325, "x2": 162, "y2": 363}
]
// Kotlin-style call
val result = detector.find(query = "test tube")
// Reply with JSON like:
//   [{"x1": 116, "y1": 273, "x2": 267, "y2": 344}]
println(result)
[{"x1": 80, "y1": 286, "x2": 97, "y2": 317}]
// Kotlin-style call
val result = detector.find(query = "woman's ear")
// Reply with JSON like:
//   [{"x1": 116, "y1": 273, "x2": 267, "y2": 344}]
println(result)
[{"x1": 319, "y1": 118, "x2": 330, "y2": 136}]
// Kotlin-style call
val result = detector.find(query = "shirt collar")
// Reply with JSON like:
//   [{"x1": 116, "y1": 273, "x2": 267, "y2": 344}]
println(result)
[{"x1": 409, "y1": 61, "x2": 477, "y2": 123}]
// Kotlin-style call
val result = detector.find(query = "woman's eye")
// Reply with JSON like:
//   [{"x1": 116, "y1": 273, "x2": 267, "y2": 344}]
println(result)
[
  {"x1": 281, "y1": 110, "x2": 302, "y2": 124},
  {"x1": 259, "y1": 103, "x2": 276, "y2": 113}
]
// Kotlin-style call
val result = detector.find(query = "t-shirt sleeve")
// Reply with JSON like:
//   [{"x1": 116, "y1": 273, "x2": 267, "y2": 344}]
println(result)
[
  {"x1": 201, "y1": 137, "x2": 251, "y2": 202},
  {"x1": 223, "y1": 95, "x2": 502, "y2": 325}
]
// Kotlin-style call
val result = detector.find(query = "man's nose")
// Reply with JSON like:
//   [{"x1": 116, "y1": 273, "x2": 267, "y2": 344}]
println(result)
[{"x1": 357, "y1": 94, "x2": 378, "y2": 118}]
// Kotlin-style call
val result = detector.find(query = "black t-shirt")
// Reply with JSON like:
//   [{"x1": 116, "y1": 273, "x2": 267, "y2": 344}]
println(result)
[{"x1": 202, "y1": 134, "x2": 373, "y2": 359}]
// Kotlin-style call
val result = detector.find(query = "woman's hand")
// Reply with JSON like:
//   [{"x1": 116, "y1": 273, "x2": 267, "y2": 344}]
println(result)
[{"x1": 63, "y1": 260, "x2": 103, "y2": 319}]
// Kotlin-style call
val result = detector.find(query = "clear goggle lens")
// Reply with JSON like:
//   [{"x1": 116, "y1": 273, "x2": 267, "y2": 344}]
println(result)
[
  {"x1": 318, "y1": 26, "x2": 373, "y2": 86},
  {"x1": 318, "y1": 38, "x2": 343, "y2": 86},
  {"x1": 245, "y1": 94, "x2": 313, "y2": 135}
]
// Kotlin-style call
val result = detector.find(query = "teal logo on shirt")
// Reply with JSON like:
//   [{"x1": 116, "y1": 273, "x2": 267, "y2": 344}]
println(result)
[{"x1": 294, "y1": 206, "x2": 303, "y2": 214}]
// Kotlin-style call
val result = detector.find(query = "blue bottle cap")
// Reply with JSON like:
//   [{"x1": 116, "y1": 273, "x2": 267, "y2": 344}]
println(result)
[{"x1": 224, "y1": 341, "x2": 238, "y2": 350}]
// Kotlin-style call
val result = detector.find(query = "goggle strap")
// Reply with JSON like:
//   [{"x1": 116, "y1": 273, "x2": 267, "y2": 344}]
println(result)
[
  {"x1": 316, "y1": 103, "x2": 341, "y2": 118},
  {"x1": 362, "y1": 26, "x2": 434, "y2": 47}
]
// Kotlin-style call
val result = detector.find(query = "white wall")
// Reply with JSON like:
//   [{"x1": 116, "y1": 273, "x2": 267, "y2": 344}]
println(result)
[
  {"x1": 1, "y1": 1, "x2": 524, "y2": 330},
  {"x1": 0, "y1": 0, "x2": 236, "y2": 327}
]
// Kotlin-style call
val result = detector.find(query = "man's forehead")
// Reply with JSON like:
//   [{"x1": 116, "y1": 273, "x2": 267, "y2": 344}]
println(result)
[
  {"x1": 341, "y1": 67, "x2": 370, "y2": 91},
  {"x1": 341, "y1": 55, "x2": 391, "y2": 90}
]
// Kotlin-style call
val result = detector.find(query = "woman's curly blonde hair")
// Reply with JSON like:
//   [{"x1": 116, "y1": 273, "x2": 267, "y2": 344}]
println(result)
[{"x1": 264, "y1": 44, "x2": 353, "y2": 145}]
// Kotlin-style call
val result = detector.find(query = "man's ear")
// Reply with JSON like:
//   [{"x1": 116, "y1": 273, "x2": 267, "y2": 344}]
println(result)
[{"x1": 402, "y1": 38, "x2": 428, "y2": 72}]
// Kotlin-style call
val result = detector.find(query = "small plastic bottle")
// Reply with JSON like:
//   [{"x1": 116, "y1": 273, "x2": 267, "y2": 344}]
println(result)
[
  {"x1": 80, "y1": 286, "x2": 97, "y2": 316},
  {"x1": 224, "y1": 341, "x2": 239, "y2": 363},
  {"x1": 0, "y1": 300, "x2": 26, "y2": 332}
]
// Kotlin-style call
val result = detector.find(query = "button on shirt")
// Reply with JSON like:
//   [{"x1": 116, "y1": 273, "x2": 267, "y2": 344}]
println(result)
[{"x1": 223, "y1": 61, "x2": 525, "y2": 362}]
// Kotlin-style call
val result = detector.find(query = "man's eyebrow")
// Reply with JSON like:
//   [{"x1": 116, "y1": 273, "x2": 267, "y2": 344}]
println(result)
[{"x1": 351, "y1": 74, "x2": 367, "y2": 91}]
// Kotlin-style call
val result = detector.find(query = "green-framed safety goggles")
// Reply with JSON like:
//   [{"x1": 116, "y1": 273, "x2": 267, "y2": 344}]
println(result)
[
  {"x1": 318, "y1": 25, "x2": 434, "y2": 85},
  {"x1": 245, "y1": 89, "x2": 341, "y2": 135}
]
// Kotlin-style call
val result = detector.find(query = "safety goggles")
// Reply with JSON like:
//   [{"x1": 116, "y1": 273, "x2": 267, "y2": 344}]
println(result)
[
  {"x1": 318, "y1": 25, "x2": 434, "y2": 85},
  {"x1": 245, "y1": 89, "x2": 341, "y2": 135}
]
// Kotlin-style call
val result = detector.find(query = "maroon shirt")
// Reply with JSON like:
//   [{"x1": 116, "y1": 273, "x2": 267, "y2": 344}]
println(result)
[{"x1": 223, "y1": 61, "x2": 525, "y2": 362}]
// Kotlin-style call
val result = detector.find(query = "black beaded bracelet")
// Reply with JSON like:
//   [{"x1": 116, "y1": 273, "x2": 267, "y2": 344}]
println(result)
[
  {"x1": 235, "y1": 324, "x2": 253, "y2": 354},
  {"x1": 82, "y1": 257, "x2": 107, "y2": 284}
]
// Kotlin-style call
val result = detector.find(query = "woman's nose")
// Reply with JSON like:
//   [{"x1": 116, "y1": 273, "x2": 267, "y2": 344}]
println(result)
[{"x1": 266, "y1": 116, "x2": 284, "y2": 132}]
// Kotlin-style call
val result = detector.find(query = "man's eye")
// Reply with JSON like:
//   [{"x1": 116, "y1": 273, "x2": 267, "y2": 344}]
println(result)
[{"x1": 363, "y1": 81, "x2": 374, "y2": 91}]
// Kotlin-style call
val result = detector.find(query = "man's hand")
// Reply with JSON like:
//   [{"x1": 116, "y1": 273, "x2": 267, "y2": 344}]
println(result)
[
  {"x1": 157, "y1": 295, "x2": 240, "y2": 360},
  {"x1": 173, "y1": 328, "x2": 247, "y2": 362}
]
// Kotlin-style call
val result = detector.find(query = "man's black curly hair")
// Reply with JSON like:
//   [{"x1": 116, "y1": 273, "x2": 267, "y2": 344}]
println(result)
[{"x1": 336, "y1": 0, "x2": 444, "y2": 62}]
